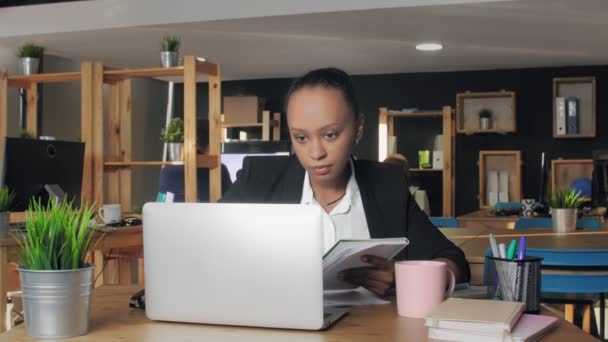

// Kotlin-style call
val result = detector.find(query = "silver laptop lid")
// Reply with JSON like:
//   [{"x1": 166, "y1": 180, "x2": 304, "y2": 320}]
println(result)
[{"x1": 143, "y1": 203, "x2": 326, "y2": 330}]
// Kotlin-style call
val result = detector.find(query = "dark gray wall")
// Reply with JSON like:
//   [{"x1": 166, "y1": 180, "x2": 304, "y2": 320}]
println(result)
[{"x1": 177, "y1": 64, "x2": 608, "y2": 215}]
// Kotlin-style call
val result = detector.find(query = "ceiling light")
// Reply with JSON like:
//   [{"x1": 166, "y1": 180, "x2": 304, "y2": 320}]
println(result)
[{"x1": 415, "y1": 43, "x2": 443, "y2": 51}]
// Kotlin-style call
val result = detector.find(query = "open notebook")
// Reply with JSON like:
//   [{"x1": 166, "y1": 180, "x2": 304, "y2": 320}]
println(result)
[
  {"x1": 425, "y1": 298, "x2": 524, "y2": 334},
  {"x1": 428, "y1": 314, "x2": 559, "y2": 342}
]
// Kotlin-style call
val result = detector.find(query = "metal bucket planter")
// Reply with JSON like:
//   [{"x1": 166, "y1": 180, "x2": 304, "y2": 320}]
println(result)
[
  {"x1": 479, "y1": 117, "x2": 492, "y2": 130},
  {"x1": 551, "y1": 208, "x2": 577, "y2": 234},
  {"x1": 18, "y1": 264, "x2": 95, "y2": 339},
  {"x1": 161, "y1": 51, "x2": 179, "y2": 68},
  {"x1": 167, "y1": 143, "x2": 183, "y2": 161},
  {"x1": 0, "y1": 211, "x2": 9, "y2": 239},
  {"x1": 20, "y1": 57, "x2": 40, "y2": 75}
]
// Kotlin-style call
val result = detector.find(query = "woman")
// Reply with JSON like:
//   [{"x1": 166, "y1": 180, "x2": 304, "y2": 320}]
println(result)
[{"x1": 221, "y1": 68, "x2": 469, "y2": 295}]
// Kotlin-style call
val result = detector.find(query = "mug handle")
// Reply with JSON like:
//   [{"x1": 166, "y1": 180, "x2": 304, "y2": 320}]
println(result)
[
  {"x1": 445, "y1": 269, "x2": 456, "y2": 298},
  {"x1": 98, "y1": 207, "x2": 106, "y2": 223}
]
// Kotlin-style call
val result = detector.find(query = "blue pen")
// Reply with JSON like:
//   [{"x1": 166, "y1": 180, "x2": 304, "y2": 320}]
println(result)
[{"x1": 517, "y1": 236, "x2": 526, "y2": 260}]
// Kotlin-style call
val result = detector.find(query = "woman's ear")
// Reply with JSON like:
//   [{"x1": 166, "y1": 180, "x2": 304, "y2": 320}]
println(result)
[{"x1": 355, "y1": 112, "x2": 365, "y2": 144}]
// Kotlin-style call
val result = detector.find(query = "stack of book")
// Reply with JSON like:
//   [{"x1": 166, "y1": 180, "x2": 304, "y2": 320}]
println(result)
[{"x1": 425, "y1": 298, "x2": 559, "y2": 342}]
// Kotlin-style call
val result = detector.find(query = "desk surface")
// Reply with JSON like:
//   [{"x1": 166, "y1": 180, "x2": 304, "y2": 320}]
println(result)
[{"x1": 0, "y1": 286, "x2": 595, "y2": 342}]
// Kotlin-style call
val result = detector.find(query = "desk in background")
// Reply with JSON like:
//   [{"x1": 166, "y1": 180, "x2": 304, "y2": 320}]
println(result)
[
  {"x1": 457, "y1": 210, "x2": 608, "y2": 230},
  {"x1": 0, "y1": 285, "x2": 597, "y2": 341}
]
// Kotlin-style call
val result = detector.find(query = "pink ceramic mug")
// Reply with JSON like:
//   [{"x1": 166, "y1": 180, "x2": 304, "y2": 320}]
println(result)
[{"x1": 395, "y1": 260, "x2": 455, "y2": 318}]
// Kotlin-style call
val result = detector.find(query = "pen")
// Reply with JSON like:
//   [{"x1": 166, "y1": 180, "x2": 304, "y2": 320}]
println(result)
[
  {"x1": 506, "y1": 240, "x2": 517, "y2": 259},
  {"x1": 498, "y1": 243, "x2": 507, "y2": 259},
  {"x1": 489, "y1": 233, "x2": 500, "y2": 258},
  {"x1": 517, "y1": 236, "x2": 526, "y2": 260}
]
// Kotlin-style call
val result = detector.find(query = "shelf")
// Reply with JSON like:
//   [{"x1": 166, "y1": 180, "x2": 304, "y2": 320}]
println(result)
[
  {"x1": 104, "y1": 155, "x2": 219, "y2": 169},
  {"x1": 410, "y1": 168, "x2": 443, "y2": 172},
  {"x1": 104, "y1": 59, "x2": 218, "y2": 81},
  {"x1": 222, "y1": 123, "x2": 264, "y2": 128},
  {"x1": 456, "y1": 91, "x2": 516, "y2": 134},
  {"x1": 7, "y1": 72, "x2": 81, "y2": 88},
  {"x1": 553, "y1": 77, "x2": 596, "y2": 139},
  {"x1": 387, "y1": 110, "x2": 443, "y2": 118},
  {"x1": 551, "y1": 159, "x2": 593, "y2": 194},
  {"x1": 478, "y1": 150, "x2": 522, "y2": 209}
]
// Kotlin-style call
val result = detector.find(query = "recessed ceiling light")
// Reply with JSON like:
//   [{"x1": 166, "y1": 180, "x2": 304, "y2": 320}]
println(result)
[{"x1": 415, "y1": 43, "x2": 443, "y2": 51}]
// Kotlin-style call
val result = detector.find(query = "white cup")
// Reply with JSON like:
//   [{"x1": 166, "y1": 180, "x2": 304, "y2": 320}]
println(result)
[{"x1": 99, "y1": 204, "x2": 121, "y2": 224}]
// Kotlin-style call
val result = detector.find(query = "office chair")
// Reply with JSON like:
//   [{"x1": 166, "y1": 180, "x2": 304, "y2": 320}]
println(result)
[{"x1": 429, "y1": 216, "x2": 459, "y2": 228}]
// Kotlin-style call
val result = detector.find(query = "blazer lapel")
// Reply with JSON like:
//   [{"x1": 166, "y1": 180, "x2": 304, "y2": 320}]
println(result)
[
  {"x1": 354, "y1": 160, "x2": 388, "y2": 238},
  {"x1": 268, "y1": 155, "x2": 305, "y2": 204}
]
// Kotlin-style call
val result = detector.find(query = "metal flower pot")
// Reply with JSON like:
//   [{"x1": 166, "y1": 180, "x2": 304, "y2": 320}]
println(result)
[
  {"x1": 551, "y1": 208, "x2": 577, "y2": 233},
  {"x1": 160, "y1": 51, "x2": 179, "y2": 68},
  {"x1": 167, "y1": 143, "x2": 183, "y2": 161},
  {"x1": 18, "y1": 264, "x2": 95, "y2": 339},
  {"x1": 20, "y1": 57, "x2": 40, "y2": 75},
  {"x1": 0, "y1": 211, "x2": 9, "y2": 239},
  {"x1": 479, "y1": 117, "x2": 492, "y2": 130}
]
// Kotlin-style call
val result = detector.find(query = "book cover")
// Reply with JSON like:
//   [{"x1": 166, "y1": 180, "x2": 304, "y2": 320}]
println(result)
[
  {"x1": 555, "y1": 97, "x2": 566, "y2": 135},
  {"x1": 566, "y1": 96, "x2": 578, "y2": 135}
]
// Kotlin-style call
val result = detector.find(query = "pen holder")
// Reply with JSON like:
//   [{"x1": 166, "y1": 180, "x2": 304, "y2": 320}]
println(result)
[{"x1": 485, "y1": 256, "x2": 543, "y2": 314}]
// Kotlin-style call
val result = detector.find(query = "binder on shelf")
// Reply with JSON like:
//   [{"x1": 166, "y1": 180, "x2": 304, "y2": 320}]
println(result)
[
  {"x1": 555, "y1": 97, "x2": 566, "y2": 136},
  {"x1": 498, "y1": 170, "x2": 509, "y2": 202},
  {"x1": 566, "y1": 96, "x2": 578, "y2": 135},
  {"x1": 487, "y1": 171, "x2": 499, "y2": 207}
]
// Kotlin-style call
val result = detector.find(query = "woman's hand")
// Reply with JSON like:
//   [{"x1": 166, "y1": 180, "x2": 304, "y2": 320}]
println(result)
[{"x1": 338, "y1": 255, "x2": 395, "y2": 296}]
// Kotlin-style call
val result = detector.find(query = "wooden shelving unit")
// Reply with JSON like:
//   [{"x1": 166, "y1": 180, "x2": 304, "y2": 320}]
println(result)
[
  {"x1": 378, "y1": 106, "x2": 455, "y2": 216},
  {"x1": 552, "y1": 77, "x2": 596, "y2": 139},
  {"x1": 456, "y1": 90, "x2": 517, "y2": 134},
  {"x1": 478, "y1": 150, "x2": 522, "y2": 209},
  {"x1": 551, "y1": 159, "x2": 593, "y2": 200},
  {"x1": 221, "y1": 110, "x2": 281, "y2": 142}
]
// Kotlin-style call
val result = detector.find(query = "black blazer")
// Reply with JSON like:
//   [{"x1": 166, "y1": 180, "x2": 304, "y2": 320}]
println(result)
[{"x1": 221, "y1": 155, "x2": 470, "y2": 282}]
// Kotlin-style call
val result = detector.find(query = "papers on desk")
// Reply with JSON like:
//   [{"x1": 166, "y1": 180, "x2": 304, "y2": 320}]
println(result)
[
  {"x1": 323, "y1": 287, "x2": 390, "y2": 307},
  {"x1": 323, "y1": 237, "x2": 409, "y2": 290}
]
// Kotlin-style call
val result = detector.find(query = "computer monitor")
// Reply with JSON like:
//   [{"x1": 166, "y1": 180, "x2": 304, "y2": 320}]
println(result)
[
  {"x1": 221, "y1": 141, "x2": 291, "y2": 182},
  {"x1": 592, "y1": 150, "x2": 608, "y2": 209},
  {"x1": 1, "y1": 138, "x2": 85, "y2": 211}
]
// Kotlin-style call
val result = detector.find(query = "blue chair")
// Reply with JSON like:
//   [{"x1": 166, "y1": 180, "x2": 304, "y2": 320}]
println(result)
[
  {"x1": 429, "y1": 216, "x2": 459, "y2": 228},
  {"x1": 528, "y1": 248, "x2": 608, "y2": 338},
  {"x1": 514, "y1": 217, "x2": 601, "y2": 231}
]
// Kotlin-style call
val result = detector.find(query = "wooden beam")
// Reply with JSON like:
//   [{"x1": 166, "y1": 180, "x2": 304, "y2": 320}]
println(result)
[
  {"x1": 7, "y1": 72, "x2": 81, "y2": 87},
  {"x1": 262, "y1": 110, "x2": 270, "y2": 141},
  {"x1": 107, "y1": 82, "x2": 121, "y2": 204},
  {"x1": 25, "y1": 82, "x2": 38, "y2": 137},
  {"x1": 443, "y1": 106, "x2": 455, "y2": 217},
  {"x1": 104, "y1": 66, "x2": 185, "y2": 81},
  {"x1": 103, "y1": 155, "x2": 219, "y2": 168},
  {"x1": 0, "y1": 72, "x2": 7, "y2": 181},
  {"x1": 183, "y1": 56, "x2": 198, "y2": 203},
  {"x1": 273, "y1": 112, "x2": 281, "y2": 141},
  {"x1": 119, "y1": 80, "x2": 132, "y2": 212},
  {"x1": 93, "y1": 62, "x2": 104, "y2": 209},
  {"x1": 196, "y1": 60, "x2": 219, "y2": 76},
  {"x1": 80, "y1": 62, "x2": 94, "y2": 207},
  {"x1": 208, "y1": 65, "x2": 222, "y2": 202},
  {"x1": 0, "y1": 247, "x2": 7, "y2": 333}
]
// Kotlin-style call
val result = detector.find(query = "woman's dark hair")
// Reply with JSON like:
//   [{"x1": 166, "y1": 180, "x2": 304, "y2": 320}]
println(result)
[{"x1": 285, "y1": 67, "x2": 359, "y2": 119}]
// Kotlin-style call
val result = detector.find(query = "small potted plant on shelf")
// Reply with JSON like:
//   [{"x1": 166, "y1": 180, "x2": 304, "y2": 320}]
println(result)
[
  {"x1": 549, "y1": 188, "x2": 586, "y2": 233},
  {"x1": 161, "y1": 117, "x2": 184, "y2": 161},
  {"x1": 0, "y1": 187, "x2": 16, "y2": 239},
  {"x1": 160, "y1": 36, "x2": 180, "y2": 68},
  {"x1": 14, "y1": 199, "x2": 98, "y2": 338},
  {"x1": 17, "y1": 42, "x2": 44, "y2": 75},
  {"x1": 478, "y1": 108, "x2": 492, "y2": 130},
  {"x1": 18, "y1": 129, "x2": 35, "y2": 139}
]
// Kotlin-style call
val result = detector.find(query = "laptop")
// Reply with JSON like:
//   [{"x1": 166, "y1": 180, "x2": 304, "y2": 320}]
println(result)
[{"x1": 143, "y1": 202, "x2": 348, "y2": 330}]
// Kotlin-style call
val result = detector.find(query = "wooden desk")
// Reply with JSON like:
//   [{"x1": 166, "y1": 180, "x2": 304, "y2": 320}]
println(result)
[
  {"x1": 457, "y1": 210, "x2": 608, "y2": 230},
  {"x1": 441, "y1": 227, "x2": 608, "y2": 285},
  {"x1": 0, "y1": 285, "x2": 596, "y2": 341}
]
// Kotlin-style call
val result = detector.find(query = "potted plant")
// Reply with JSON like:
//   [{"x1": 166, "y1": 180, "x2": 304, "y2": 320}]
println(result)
[
  {"x1": 161, "y1": 117, "x2": 184, "y2": 161},
  {"x1": 549, "y1": 188, "x2": 586, "y2": 233},
  {"x1": 0, "y1": 187, "x2": 16, "y2": 239},
  {"x1": 19, "y1": 129, "x2": 35, "y2": 139},
  {"x1": 14, "y1": 199, "x2": 98, "y2": 338},
  {"x1": 161, "y1": 36, "x2": 180, "y2": 68},
  {"x1": 479, "y1": 108, "x2": 492, "y2": 130},
  {"x1": 17, "y1": 42, "x2": 44, "y2": 75}
]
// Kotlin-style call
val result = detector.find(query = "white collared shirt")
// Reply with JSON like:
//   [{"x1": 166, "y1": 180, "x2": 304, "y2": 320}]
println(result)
[{"x1": 300, "y1": 160, "x2": 370, "y2": 254}]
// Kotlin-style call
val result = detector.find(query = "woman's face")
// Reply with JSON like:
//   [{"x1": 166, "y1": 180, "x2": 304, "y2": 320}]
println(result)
[{"x1": 287, "y1": 86, "x2": 363, "y2": 186}]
